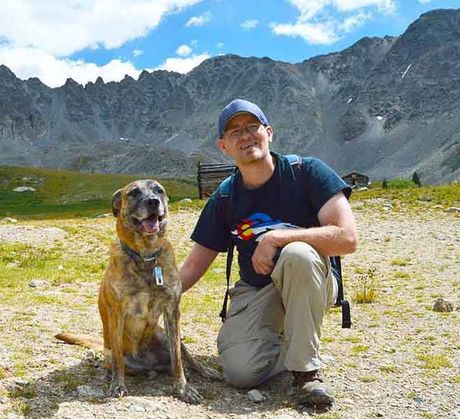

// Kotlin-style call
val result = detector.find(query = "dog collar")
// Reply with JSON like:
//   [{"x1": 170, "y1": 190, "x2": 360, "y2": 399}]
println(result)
[{"x1": 120, "y1": 241, "x2": 163, "y2": 264}]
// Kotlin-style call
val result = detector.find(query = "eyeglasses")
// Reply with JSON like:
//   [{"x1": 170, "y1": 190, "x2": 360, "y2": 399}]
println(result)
[{"x1": 224, "y1": 123, "x2": 264, "y2": 141}]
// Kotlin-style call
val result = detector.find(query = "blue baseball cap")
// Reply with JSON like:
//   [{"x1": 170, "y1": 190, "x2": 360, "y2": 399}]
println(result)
[{"x1": 218, "y1": 99, "x2": 269, "y2": 138}]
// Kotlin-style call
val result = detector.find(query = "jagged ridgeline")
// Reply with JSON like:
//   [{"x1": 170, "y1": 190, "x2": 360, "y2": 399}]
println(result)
[{"x1": 0, "y1": 9, "x2": 459, "y2": 184}]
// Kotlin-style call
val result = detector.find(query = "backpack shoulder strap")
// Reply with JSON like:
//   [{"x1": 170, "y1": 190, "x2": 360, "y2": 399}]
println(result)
[
  {"x1": 284, "y1": 154, "x2": 302, "y2": 166},
  {"x1": 216, "y1": 174, "x2": 236, "y2": 323},
  {"x1": 216, "y1": 174, "x2": 233, "y2": 198},
  {"x1": 284, "y1": 154, "x2": 351, "y2": 328},
  {"x1": 215, "y1": 174, "x2": 234, "y2": 227}
]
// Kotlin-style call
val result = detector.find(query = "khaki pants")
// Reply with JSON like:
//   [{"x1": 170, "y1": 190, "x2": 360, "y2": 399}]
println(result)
[{"x1": 217, "y1": 242, "x2": 337, "y2": 388}]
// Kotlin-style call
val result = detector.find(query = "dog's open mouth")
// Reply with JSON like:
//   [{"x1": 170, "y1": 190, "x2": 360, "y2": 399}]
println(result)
[{"x1": 133, "y1": 214, "x2": 165, "y2": 234}]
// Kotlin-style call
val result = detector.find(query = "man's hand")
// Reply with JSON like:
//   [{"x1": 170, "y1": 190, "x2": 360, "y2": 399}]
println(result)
[{"x1": 252, "y1": 230, "x2": 285, "y2": 275}]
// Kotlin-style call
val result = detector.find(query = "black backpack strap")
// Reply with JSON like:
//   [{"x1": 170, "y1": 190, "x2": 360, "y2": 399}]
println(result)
[
  {"x1": 216, "y1": 174, "x2": 236, "y2": 323},
  {"x1": 219, "y1": 240, "x2": 234, "y2": 322},
  {"x1": 330, "y1": 256, "x2": 351, "y2": 328},
  {"x1": 287, "y1": 154, "x2": 352, "y2": 329}
]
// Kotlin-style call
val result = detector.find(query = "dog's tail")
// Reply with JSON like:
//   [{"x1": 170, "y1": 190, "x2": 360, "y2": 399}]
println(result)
[{"x1": 55, "y1": 332, "x2": 104, "y2": 352}]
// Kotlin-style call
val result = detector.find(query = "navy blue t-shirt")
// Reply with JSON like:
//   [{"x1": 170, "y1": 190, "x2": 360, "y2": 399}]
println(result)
[{"x1": 191, "y1": 153, "x2": 351, "y2": 288}]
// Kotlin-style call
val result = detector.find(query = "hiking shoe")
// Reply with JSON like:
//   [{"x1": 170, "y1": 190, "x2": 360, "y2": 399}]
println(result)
[{"x1": 292, "y1": 370, "x2": 335, "y2": 409}]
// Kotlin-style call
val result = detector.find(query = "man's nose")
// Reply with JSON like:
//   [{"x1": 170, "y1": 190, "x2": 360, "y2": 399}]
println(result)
[{"x1": 240, "y1": 126, "x2": 252, "y2": 139}]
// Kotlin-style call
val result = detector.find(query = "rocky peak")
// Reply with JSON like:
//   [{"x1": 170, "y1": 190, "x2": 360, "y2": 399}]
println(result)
[{"x1": 0, "y1": 8, "x2": 458, "y2": 184}]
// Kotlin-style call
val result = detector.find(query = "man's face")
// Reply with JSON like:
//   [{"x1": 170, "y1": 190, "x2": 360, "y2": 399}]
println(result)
[{"x1": 217, "y1": 113, "x2": 273, "y2": 165}]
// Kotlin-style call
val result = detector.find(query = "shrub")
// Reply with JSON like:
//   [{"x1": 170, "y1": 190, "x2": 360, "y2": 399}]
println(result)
[
  {"x1": 352, "y1": 267, "x2": 378, "y2": 304},
  {"x1": 386, "y1": 178, "x2": 417, "y2": 189}
]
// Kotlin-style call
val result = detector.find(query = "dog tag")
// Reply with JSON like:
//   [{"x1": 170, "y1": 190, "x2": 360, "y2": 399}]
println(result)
[{"x1": 153, "y1": 266, "x2": 164, "y2": 286}]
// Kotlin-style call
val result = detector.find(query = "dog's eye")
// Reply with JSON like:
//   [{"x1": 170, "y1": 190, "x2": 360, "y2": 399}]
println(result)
[
  {"x1": 128, "y1": 188, "x2": 141, "y2": 197},
  {"x1": 155, "y1": 187, "x2": 164, "y2": 195}
]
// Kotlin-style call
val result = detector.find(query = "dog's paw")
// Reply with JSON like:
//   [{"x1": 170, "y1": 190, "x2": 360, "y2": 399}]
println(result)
[
  {"x1": 107, "y1": 382, "x2": 128, "y2": 398},
  {"x1": 200, "y1": 366, "x2": 223, "y2": 382},
  {"x1": 178, "y1": 384, "x2": 203, "y2": 404}
]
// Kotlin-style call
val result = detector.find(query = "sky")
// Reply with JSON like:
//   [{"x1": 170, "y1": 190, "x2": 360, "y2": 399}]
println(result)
[{"x1": 0, "y1": 0, "x2": 458, "y2": 88}]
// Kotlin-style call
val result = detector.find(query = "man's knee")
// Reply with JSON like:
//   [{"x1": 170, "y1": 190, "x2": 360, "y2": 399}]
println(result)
[
  {"x1": 279, "y1": 242, "x2": 327, "y2": 281},
  {"x1": 219, "y1": 340, "x2": 279, "y2": 388}
]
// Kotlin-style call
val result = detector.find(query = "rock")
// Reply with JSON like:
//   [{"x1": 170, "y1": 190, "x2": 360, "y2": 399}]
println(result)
[
  {"x1": 29, "y1": 279, "x2": 48, "y2": 288},
  {"x1": 432, "y1": 205, "x2": 443, "y2": 209},
  {"x1": 321, "y1": 354, "x2": 336, "y2": 363},
  {"x1": 383, "y1": 204, "x2": 393, "y2": 210},
  {"x1": 445, "y1": 207, "x2": 460, "y2": 213},
  {"x1": 95, "y1": 213, "x2": 111, "y2": 218},
  {"x1": 76, "y1": 385, "x2": 104, "y2": 397},
  {"x1": 13, "y1": 186, "x2": 36, "y2": 192},
  {"x1": 179, "y1": 198, "x2": 193, "y2": 203},
  {"x1": 247, "y1": 389, "x2": 265, "y2": 402},
  {"x1": 432, "y1": 298, "x2": 454, "y2": 312},
  {"x1": 1, "y1": 217, "x2": 17, "y2": 223},
  {"x1": 57, "y1": 265, "x2": 64, "y2": 270}
]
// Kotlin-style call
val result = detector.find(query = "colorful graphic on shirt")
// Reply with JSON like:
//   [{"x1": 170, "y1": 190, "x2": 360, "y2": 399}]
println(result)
[{"x1": 232, "y1": 212, "x2": 299, "y2": 241}]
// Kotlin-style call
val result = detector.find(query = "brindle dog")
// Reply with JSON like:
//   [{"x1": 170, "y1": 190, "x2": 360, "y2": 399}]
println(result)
[{"x1": 56, "y1": 180, "x2": 219, "y2": 403}]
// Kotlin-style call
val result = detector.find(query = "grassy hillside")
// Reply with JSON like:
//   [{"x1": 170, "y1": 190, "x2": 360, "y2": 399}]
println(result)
[
  {"x1": 0, "y1": 165, "x2": 200, "y2": 219},
  {"x1": 1, "y1": 164, "x2": 458, "y2": 220}
]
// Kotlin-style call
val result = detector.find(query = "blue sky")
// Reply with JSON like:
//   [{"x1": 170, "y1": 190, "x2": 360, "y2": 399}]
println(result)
[{"x1": 0, "y1": 0, "x2": 457, "y2": 87}]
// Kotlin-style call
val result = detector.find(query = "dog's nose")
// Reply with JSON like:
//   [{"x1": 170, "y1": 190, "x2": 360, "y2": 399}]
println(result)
[{"x1": 146, "y1": 197, "x2": 160, "y2": 208}]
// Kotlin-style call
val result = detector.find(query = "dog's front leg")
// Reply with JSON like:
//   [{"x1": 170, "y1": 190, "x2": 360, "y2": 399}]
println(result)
[
  {"x1": 107, "y1": 308, "x2": 128, "y2": 397},
  {"x1": 164, "y1": 306, "x2": 202, "y2": 404}
]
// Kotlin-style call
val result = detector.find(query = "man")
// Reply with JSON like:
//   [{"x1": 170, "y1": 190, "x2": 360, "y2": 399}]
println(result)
[{"x1": 180, "y1": 99, "x2": 357, "y2": 409}]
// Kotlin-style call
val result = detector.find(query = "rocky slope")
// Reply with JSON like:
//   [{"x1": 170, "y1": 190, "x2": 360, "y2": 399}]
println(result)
[{"x1": 0, "y1": 8, "x2": 459, "y2": 184}]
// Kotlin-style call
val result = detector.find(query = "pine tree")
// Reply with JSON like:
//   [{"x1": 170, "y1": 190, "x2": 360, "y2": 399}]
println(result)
[{"x1": 412, "y1": 171, "x2": 422, "y2": 187}]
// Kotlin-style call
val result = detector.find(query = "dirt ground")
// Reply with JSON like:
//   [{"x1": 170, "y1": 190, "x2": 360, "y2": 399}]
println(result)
[{"x1": 0, "y1": 203, "x2": 459, "y2": 418}]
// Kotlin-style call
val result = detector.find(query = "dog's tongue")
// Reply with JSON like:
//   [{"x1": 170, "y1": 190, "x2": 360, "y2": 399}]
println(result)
[{"x1": 141, "y1": 218, "x2": 159, "y2": 234}]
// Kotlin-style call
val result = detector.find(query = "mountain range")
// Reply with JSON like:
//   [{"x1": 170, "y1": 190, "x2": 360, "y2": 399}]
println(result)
[{"x1": 0, "y1": 8, "x2": 459, "y2": 185}]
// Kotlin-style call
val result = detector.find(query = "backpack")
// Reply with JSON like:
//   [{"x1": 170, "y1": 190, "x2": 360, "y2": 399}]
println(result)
[{"x1": 215, "y1": 154, "x2": 352, "y2": 328}]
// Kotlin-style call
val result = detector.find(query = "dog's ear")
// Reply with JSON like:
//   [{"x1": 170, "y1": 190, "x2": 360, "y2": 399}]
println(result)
[{"x1": 111, "y1": 189, "x2": 123, "y2": 217}]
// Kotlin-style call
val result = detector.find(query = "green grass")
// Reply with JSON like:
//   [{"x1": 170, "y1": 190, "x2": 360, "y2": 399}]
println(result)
[
  {"x1": 0, "y1": 241, "x2": 107, "y2": 305},
  {"x1": 417, "y1": 353, "x2": 453, "y2": 370},
  {"x1": 354, "y1": 181, "x2": 460, "y2": 208},
  {"x1": 0, "y1": 165, "x2": 199, "y2": 219},
  {"x1": 352, "y1": 267, "x2": 379, "y2": 304}
]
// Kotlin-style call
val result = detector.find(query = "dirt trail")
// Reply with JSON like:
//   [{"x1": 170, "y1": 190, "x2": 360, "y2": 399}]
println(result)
[{"x1": 0, "y1": 206, "x2": 459, "y2": 418}]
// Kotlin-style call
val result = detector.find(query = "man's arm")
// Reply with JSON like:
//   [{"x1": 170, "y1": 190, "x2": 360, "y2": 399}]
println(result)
[
  {"x1": 252, "y1": 191, "x2": 357, "y2": 275},
  {"x1": 179, "y1": 243, "x2": 219, "y2": 292}
]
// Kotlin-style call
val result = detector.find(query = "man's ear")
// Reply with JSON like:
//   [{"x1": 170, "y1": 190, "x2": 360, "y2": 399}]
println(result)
[
  {"x1": 266, "y1": 125, "x2": 273, "y2": 142},
  {"x1": 111, "y1": 189, "x2": 122, "y2": 217},
  {"x1": 216, "y1": 137, "x2": 228, "y2": 154}
]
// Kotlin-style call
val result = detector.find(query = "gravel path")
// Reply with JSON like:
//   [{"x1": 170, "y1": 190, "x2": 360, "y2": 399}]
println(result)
[{"x1": 0, "y1": 205, "x2": 459, "y2": 418}]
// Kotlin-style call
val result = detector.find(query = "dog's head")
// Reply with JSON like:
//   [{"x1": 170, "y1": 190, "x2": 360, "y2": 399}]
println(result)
[{"x1": 112, "y1": 180, "x2": 168, "y2": 236}]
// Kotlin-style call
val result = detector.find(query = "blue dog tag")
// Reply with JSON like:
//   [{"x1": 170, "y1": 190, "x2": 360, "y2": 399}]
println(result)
[{"x1": 153, "y1": 266, "x2": 164, "y2": 286}]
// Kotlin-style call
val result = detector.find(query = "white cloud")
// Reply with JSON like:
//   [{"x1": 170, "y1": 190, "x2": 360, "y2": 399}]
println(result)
[
  {"x1": 0, "y1": 46, "x2": 140, "y2": 87},
  {"x1": 288, "y1": 0, "x2": 395, "y2": 21},
  {"x1": 185, "y1": 12, "x2": 211, "y2": 27},
  {"x1": 0, "y1": 0, "x2": 204, "y2": 57},
  {"x1": 418, "y1": 0, "x2": 431, "y2": 3},
  {"x1": 0, "y1": 0, "x2": 204, "y2": 86},
  {"x1": 271, "y1": 21, "x2": 339, "y2": 44},
  {"x1": 273, "y1": 0, "x2": 395, "y2": 44},
  {"x1": 241, "y1": 19, "x2": 260, "y2": 30},
  {"x1": 154, "y1": 53, "x2": 210, "y2": 73},
  {"x1": 217, "y1": 42, "x2": 224, "y2": 48},
  {"x1": 176, "y1": 44, "x2": 193, "y2": 56},
  {"x1": 132, "y1": 49, "x2": 143, "y2": 57},
  {"x1": 339, "y1": 11, "x2": 372, "y2": 32}
]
